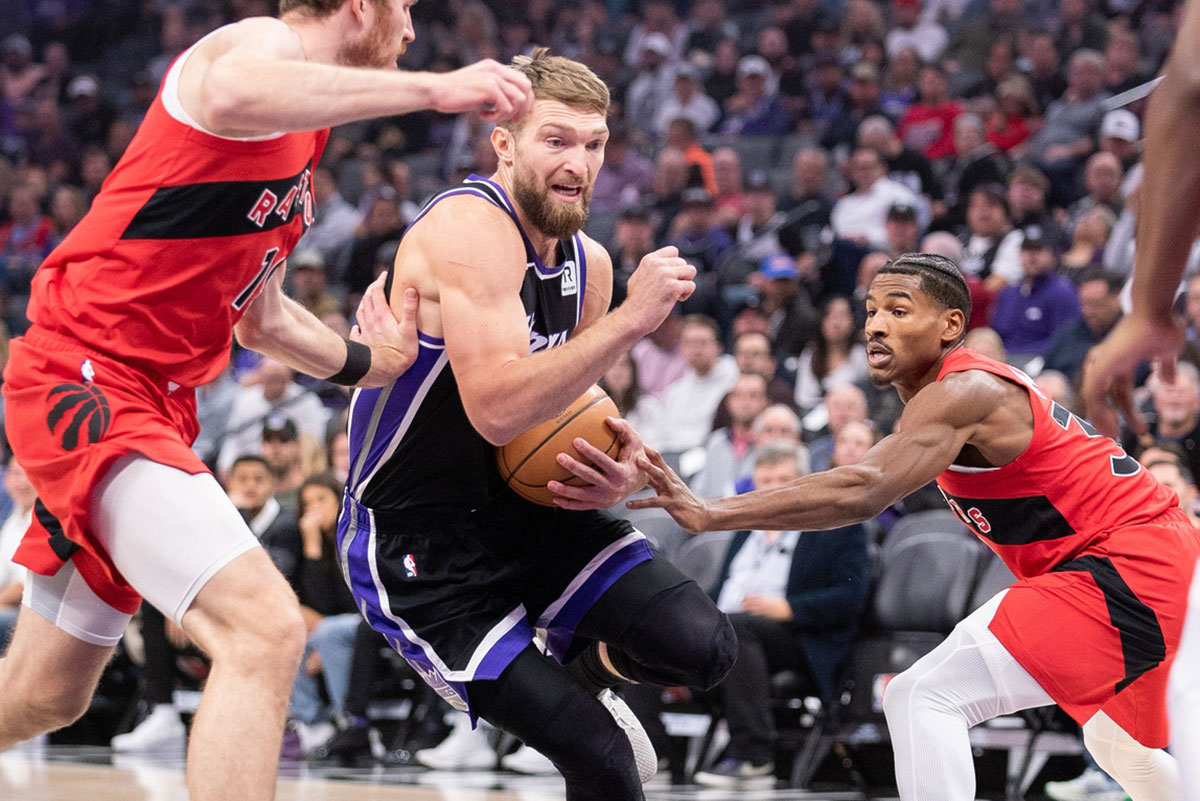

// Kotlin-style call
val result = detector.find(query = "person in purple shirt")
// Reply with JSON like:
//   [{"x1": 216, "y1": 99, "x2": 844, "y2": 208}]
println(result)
[
  {"x1": 720, "y1": 56, "x2": 791, "y2": 137},
  {"x1": 989, "y1": 226, "x2": 1082, "y2": 360},
  {"x1": 590, "y1": 123, "x2": 655, "y2": 215}
]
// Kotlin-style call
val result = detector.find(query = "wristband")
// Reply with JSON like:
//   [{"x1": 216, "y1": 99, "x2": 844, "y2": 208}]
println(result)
[{"x1": 328, "y1": 339, "x2": 372, "y2": 385}]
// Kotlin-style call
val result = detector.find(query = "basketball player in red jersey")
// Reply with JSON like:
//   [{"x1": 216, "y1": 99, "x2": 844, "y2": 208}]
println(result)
[
  {"x1": 625, "y1": 252, "x2": 1200, "y2": 801},
  {"x1": 1083, "y1": 1, "x2": 1200, "y2": 797},
  {"x1": 0, "y1": 3, "x2": 533, "y2": 801}
]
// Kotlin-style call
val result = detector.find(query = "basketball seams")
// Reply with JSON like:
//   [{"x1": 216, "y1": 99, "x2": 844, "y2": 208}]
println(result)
[
  {"x1": 498, "y1": 394, "x2": 611, "y2": 481},
  {"x1": 508, "y1": 427, "x2": 621, "y2": 491}
]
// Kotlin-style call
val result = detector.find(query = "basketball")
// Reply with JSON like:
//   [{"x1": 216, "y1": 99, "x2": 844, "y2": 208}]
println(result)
[{"x1": 497, "y1": 385, "x2": 622, "y2": 506}]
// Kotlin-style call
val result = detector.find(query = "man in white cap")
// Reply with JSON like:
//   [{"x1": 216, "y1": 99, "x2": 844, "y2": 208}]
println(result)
[
  {"x1": 655, "y1": 63, "x2": 720, "y2": 136},
  {"x1": 720, "y1": 55, "x2": 790, "y2": 136},
  {"x1": 626, "y1": 32, "x2": 676, "y2": 135},
  {"x1": 1099, "y1": 108, "x2": 1140, "y2": 170}
]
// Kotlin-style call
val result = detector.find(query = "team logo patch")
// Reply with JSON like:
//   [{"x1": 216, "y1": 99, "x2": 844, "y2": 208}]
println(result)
[
  {"x1": 403, "y1": 553, "x2": 418, "y2": 578},
  {"x1": 46, "y1": 383, "x2": 112, "y2": 451}
]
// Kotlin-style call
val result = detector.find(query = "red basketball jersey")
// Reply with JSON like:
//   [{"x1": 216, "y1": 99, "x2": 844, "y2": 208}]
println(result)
[
  {"x1": 27, "y1": 60, "x2": 329, "y2": 388},
  {"x1": 934, "y1": 347, "x2": 1178, "y2": 578}
]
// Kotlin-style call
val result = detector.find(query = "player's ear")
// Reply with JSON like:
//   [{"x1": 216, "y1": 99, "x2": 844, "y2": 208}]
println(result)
[
  {"x1": 350, "y1": 0, "x2": 368, "y2": 26},
  {"x1": 941, "y1": 307, "x2": 965, "y2": 346},
  {"x1": 492, "y1": 125, "x2": 515, "y2": 167}
]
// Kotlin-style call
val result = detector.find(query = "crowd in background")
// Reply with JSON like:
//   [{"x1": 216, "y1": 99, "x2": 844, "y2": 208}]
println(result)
[{"x1": 4, "y1": 0, "x2": 1200, "y2": 787}]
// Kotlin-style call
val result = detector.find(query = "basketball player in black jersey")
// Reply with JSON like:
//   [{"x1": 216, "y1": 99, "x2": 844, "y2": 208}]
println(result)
[{"x1": 338, "y1": 49, "x2": 736, "y2": 799}]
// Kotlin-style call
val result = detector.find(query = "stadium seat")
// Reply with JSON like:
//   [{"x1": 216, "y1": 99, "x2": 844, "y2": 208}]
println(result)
[{"x1": 671, "y1": 531, "x2": 735, "y2": 595}]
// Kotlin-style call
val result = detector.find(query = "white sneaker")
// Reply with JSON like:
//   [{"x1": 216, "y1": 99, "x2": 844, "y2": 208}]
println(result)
[
  {"x1": 295, "y1": 720, "x2": 337, "y2": 755},
  {"x1": 415, "y1": 718, "x2": 495, "y2": 770},
  {"x1": 1044, "y1": 768, "x2": 1129, "y2": 801},
  {"x1": 501, "y1": 744, "x2": 557, "y2": 775},
  {"x1": 597, "y1": 689, "x2": 657, "y2": 784},
  {"x1": 111, "y1": 705, "x2": 186, "y2": 752}
]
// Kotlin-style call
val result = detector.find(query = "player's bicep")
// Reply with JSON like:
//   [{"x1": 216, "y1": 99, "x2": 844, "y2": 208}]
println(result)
[{"x1": 185, "y1": 19, "x2": 302, "y2": 130}]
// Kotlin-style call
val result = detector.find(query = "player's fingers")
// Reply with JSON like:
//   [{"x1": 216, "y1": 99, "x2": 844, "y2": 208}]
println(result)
[
  {"x1": 625, "y1": 496, "x2": 666, "y2": 510},
  {"x1": 349, "y1": 324, "x2": 362, "y2": 342},
  {"x1": 556, "y1": 451, "x2": 609, "y2": 484},
  {"x1": 396, "y1": 288, "x2": 419, "y2": 335},
  {"x1": 636, "y1": 455, "x2": 669, "y2": 488},
  {"x1": 677, "y1": 279, "x2": 696, "y2": 301},
  {"x1": 547, "y1": 480, "x2": 603, "y2": 502},
  {"x1": 480, "y1": 78, "x2": 514, "y2": 120},
  {"x1": 1112, "y1": 373, "x2": 1145, "y2": 437},
  {"x1": 570, "y1": 437, "x2": 619, "y2": 472},
  {"x1": 652, "y1": 245, "x2": 679, "y2": 258},
  {"x1": 554, "y1": 497, "x2": 599, "y2": 511},
  {"x1": 496, "y1": 73, "x2": 532, "y2": 120}
]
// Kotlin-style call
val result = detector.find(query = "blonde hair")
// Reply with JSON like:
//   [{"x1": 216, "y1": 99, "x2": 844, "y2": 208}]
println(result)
[{"x1": 504, "y1": 46, "x2": 610, "y2": 129}]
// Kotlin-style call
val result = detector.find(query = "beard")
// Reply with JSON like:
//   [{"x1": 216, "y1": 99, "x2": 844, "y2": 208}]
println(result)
[
  {"x1": 511, "y1": 160, "x2": 591, "y2": 240},
  {"x1": 338, "y1": 9, "x2": 403, "y2": 69}
]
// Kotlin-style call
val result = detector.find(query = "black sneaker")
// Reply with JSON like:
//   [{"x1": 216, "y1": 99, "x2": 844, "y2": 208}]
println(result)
[
  {"x1": 693, "y1": 757, "x2": 775, "y2": 787},
  {"x1": 309, "y1": 722, "x2": 371, "y2": 762}
]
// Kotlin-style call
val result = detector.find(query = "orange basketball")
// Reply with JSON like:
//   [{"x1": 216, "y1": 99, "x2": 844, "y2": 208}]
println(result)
[{"x1": 497, "y1": 385, "x2": 622, "y2": 506}]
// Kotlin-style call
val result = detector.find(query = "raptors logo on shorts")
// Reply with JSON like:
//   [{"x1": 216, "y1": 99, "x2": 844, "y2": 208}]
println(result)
[{"x1": 46, "y1": 382, "x2": 111, "y2": 451}]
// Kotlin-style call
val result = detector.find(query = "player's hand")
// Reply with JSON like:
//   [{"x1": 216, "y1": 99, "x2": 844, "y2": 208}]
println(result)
[
  {"x1": 621, "y1": 246, "x2": 696, "y2": 335},
  {"x1": 626, "y1": 448, "x2": 712, "y2": 533},
  {"x1": 1082, "y1": 312, "x2": 1185, "y2": 439},
  {"x1": 350, "y1": 274, "x2": 420, "y2": 387},
  {"x1": 548, "y1": 417, "x2": 648, "y2": 510},
  {"x1": 741, "y1": 595, "x2": 793, "y2": 622},
  {"x1": 430, "y1": 60, "x2": 535, "y2": 123}
]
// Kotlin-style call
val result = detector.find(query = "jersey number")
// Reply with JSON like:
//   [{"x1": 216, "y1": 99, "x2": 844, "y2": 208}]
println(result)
[
  {"x1": 1049, "y1": 402, "x2": 1141, "y2": 477},
  {"x1": 233, "y1": 247, "x2": 286, "y2": 311}
]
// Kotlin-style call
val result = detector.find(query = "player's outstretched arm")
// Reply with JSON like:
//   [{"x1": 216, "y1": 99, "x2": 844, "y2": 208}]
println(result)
[
  {"x1": 424, "y1": 199, "x2": 695, "y2": 445},
  {"x1": 235, "y1": 270, "x2": 419, "y2": 388},
  {"x1": 629, "y1": 376, "x2": 986, "y2": 533},
  {"x1": 182, "y1": 18, "x2": 533, "y2": 138},
  {"x1": 1083, "y1": 0, "x2": 1200, "y2": 436}
]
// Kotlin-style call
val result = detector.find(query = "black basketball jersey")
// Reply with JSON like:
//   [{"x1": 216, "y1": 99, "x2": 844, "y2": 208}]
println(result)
[{"x1": 345, "y1": 175, "x2": 589, "y2": 511}]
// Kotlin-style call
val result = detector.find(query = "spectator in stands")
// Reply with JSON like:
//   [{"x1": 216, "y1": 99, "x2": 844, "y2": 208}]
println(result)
[
  {"x1": 601, "y1": 350, "x2": 663, "y2": 449},
  {"x1": 710, "y1": 147, "x2": 745, "y2": 223},
  {"x1": 880, "y1": 46, "x2": 921, "y2": 119},
  {"x1": 756, "y1": 26, "x2": 807, "y2": 120},
  {"x1": 227, "y1": 454, "x2": 303, "y2": 587},
  {"x1": 64, "y1": 75, "x2": 114, "y2": 147},
  {"x1": 1147, "y1": 460, "x2": 1200, "y2": 527},
  {"x1": 626, "y1": 33, "x2": 676, "y2": 136},
  {"x1": 297, "y1": 167, "x2": 360, "y2": 270},
  {"x1": 807, "y1": 383, "x2": 871, "y2": 472},
  {"x1": 1138, "y1": 362, "x2": 1200, "y2": 487},
  {"x1": 794, "y1": 295, "x2": 869, "y2": 414},
  {"x1": 1007, "y1": 166, "x2": 1064, "y2": 250},
  {"x1": 744, "y1": 254, "x2": 819, "y2": 358},
  {"x1": 610, "y1": 205, "x2": 656, "y2": 305},
  {"x1": 0, "y1": 181, "x2": 50, "y2": 268},
  {"x1": 1060, "y1": 205, "x2": 1116, "y2": 277},
  {"x1": 632, "y1": 310, "x2": 687, "y2": 399},
  {"x1": 657, "y1": 66, "x2": 720, "y2": 141},
  {"x1": 960, "y1": 37, "x2": 1018, "y2": 101},
  {"x1": 288, "y1": 473, "x2": 362, "y2": 756},
  {"x1": 692, "y1": 441, "x2": 870, "y2": 787},
  {"x1": 831, "y1": 419, "x2": 879, "y2": 469},
  {"x1": 669, "y1": 187, "x2": 731, "y2": 277},
  {"x1": 45, "y1": 184, "x2": 86, "y2": 251},
  {"x1": 989, "y1": 228, "x2": 1081, "y2": 360},
  {"x1": 289, "y1": 251, "x2": 342, "y2": 320},
  {"x1": 1029, "y1": 49, "x2": 1110, "y2": 202},
  {"x1": 0, "y1": 455, "x2": 34, "y2": 650},
  {"x1": 831, "y1": 148, "x2": 920, "y2": 249},
  {"x1": 732, "y1": 330, "x2": 796, "y2": 407},
  {"x1": 342, "y1": 193, "x2": 403, "y2": 295},
  {"x1": 657, "y1": 314, "x2": 739, "y2": 455},
  {"x1": 692, "y1": 373, "x2": 770, "y2": 499},
  {"x1": 857, "y1": 115, "x2": 939, "y2": 203},
  {"x1": 0, "y1": 35, "x2": 43, "y2": 105},
  {"x1": 964, "y1": 326, "x2": 1007, "y2": 363},
  {"x1": 939, "y1": 113, "x2": 1008, "y2": 227},
  {"x1": 261, "y1": 418, "x2": 310, "y2": 512},
  {"x1": 959, "y1": 183, "x2": 1023, "y2": 290},
  {"x1": 648, "y1": 146, "x2": 689, "y2": 238},
  {"x1": 78, "y1": 146, "x2": 111, "y2": 200},
  {"x1": 1104, "y1": 27, "x2": 1147, "y2": 95},
  {"x1": 666, "y1": 118, "x2": 717, "y2": 197},
  {"x1": 822, "y1": 62, "x2": 888, "y2": 156},
  {"x1": 1055, "y1": 0, "x2": 1109, "y2": 59},
  {"x1": 730, "y1": 171, "x2": 789, "y2": 269},
  {"x1": 217, "y1": 359, "x2": 331, "y2": 476},
  {"x1": 883, "y1": 202, "x2": 922, "y2": 256},
  {"x1": 592, "y1": 123, "x2": 655, "y2": 216},
  {"x1": 898, "y1": 65, "x2": 961, "y2": 161},
  {"x1": 721, "y1": 56, "x2": 790, "y2": 137},
  {"x1": 24, "y1": 97, "x2": 80, "y2": 181},
  {"x1": 705, "y1": 38, "x2": 741, "y2": 107},
  {"x1": 1043, "y1": 269, "x2": 1124, "y2": 381},
  {"x1": 886, "y1": 0, "x2": 948, "y2": 63},
  {"x1": 1034, "y1": 370, "x2": 1076, "y2": 412},
  {"x1": 1023, "y1": 29, "x2": 1068, "y2": 111},
  {"x1": 1097, "y1": 109, "x2": 1141, "y2": 172},
  {"x1": 806, "y1": 54, "x2": 849, "y2": 135},
  {"x1": 623, "y1": 0, "x2": 686, "y2": 67},
  {"x1": 942, "y1": 0, "x2": 1023, "y2": 74},
  {"x1": 778, "y1": 147, "x2": 833, "y2": 258},
  {"x1": 1066, "y1": 151, "x2": 1124, "y2": 232},
  {"x1": 985, "y1": 75, "x2": 1039, "y2": 156},
  {"x1": 194, "y1": 365, "x2": 239, "y2": 468},
  {"x1": 684, "y1": 0, "x2": 738, "y2": 59}
]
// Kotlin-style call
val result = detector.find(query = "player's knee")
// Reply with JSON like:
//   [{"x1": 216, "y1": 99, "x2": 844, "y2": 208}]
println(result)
[
  {"x1": 881, "y1": 668, "x2": 922, "y2": 724},
  {"x1": 198, "y1": 581, "x2": 306, "y2": 672},
  {"x1": 23, "y1": 682, "x2": 92, "y2": 733}
]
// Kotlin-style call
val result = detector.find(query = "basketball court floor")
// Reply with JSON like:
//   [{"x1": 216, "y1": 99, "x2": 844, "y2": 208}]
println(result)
[{"x1": 0, "y1": 740, "x2": 875, "y2": 801}]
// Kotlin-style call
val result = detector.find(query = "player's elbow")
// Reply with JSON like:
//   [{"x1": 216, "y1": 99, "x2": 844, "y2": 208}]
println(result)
[
  {"x1": 471, "y1": 414, "x2": 518, "y2": 447},
  {"x1": 832, "y1": 465, "x2": 891, "y2": 522}
]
